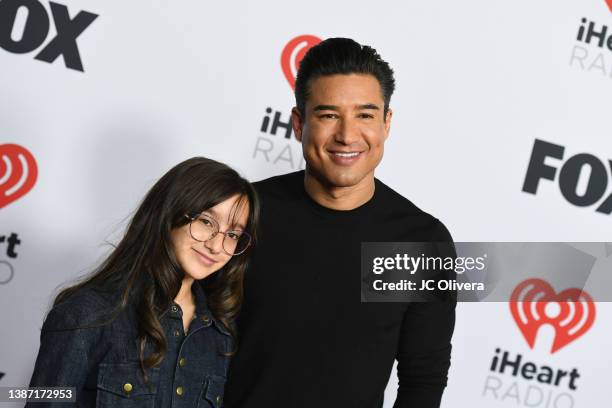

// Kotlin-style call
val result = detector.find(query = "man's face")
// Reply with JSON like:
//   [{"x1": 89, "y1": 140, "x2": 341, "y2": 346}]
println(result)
[{"x1": 292, "y1": 74, "x2": 392, "y2": 189}]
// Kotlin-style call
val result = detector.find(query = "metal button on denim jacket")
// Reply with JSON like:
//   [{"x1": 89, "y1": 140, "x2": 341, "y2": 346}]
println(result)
[{"x1": 27, "y1": 281, "x2": 232, "y2": 408}]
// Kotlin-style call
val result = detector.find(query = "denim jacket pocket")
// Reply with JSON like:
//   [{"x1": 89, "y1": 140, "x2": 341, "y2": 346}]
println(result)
[
  {"x1": 198, "y1": 375, "x2": 226, "y2": 408},
  {"x1": 96, "y1": 362, "x2": 159, "y2": 408}
]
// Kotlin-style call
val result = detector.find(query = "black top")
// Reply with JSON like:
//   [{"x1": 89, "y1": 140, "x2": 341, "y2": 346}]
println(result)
[
  {"x1": 27, "y1": 281, "x2": 231, "y2": 408},
  {"x1": 224, "y1": 171, "x2": 456, "y2": 408}
]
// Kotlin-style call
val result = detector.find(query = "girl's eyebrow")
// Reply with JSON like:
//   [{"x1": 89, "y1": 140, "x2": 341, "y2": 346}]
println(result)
[
  {"x1": 203, "y1": 208, "x2": 218, "y2": 218},
  {"x1": 202, "y1": 209, "x2": 246, "y2": 230}
]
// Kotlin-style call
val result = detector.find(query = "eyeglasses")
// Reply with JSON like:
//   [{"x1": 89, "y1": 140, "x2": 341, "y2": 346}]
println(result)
[{"x1": 184, "y1": 214, "x2": 251, "y2": 256}]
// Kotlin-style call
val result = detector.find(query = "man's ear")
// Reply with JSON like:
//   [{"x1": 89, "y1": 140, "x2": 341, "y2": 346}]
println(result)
[
  {"x1": 291, "y1": 107, "x2": 304, "y2": 142},
  {"x1": 384, "y1": 108, "x2": 393, "y2": 140}
]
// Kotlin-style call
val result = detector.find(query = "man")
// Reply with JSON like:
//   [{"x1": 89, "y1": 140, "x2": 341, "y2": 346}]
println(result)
[{"x1": 224, "y1": 38, "x2": 456, "y2": 408}]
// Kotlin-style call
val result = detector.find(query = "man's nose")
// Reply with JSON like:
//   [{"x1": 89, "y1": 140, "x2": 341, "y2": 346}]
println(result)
[{"x1": 334, "y1": 117, "x2": 360, "y2": 145}]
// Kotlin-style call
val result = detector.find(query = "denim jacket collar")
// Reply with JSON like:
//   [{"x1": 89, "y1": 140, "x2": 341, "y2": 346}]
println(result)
[{"x1": 165, "y1": 281, "x2": 231, "y2": 337}]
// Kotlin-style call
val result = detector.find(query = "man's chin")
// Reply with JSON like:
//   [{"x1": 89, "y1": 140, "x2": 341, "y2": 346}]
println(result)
[
  {"x1": 320, "y1": 169, "x2": 368, "y2": 189},
  {"x1": 305, "y1": 161, "x2": 374, "y2": 188}
]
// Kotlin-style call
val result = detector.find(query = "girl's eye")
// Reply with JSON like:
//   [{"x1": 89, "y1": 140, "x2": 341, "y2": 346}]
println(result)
[{"x1": 227, "y1": 232, "x2": 241, "y2": 240}]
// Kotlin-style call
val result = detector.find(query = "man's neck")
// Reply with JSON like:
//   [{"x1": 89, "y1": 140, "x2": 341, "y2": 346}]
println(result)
[{"x1": 303, "y1": 170, "x2": 375, "y2": 211}]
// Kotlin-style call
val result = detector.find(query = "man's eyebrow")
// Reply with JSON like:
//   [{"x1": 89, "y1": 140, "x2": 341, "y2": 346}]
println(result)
[
  {"x1": 313, "y1": 104, "x2": 340, "y2": 111},
  {"x1": 357, "y1": 104, "x2": 380, "y2": 110},
  {"x1": 312, "y1": 104, "x2": 381, "y2": 111}
]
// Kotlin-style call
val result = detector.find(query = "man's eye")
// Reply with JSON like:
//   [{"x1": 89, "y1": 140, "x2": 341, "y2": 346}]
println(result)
[
  {"x1": 358, "y1": 113, "x2": 374, "y2": 119},
  {"x1": 200, "y1": 218, "x2": 213, "y2": 226},
  {"x1": 320, "y1": 113, "x2": 338, "y2": 119}
]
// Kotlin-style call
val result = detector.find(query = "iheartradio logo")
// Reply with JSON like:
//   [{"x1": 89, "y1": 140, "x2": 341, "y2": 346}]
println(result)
[
  {"x1": 0, "y1": 144, "x2": 38, "y2": 209},
  {"x1": 280, "y1": 34, "x2": 321, "y2": 90},
  {"x1": 510, "y1": 278, "x2": 595, "y2": 354}
]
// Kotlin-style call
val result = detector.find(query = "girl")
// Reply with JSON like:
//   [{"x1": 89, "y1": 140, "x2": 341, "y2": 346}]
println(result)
[{"x1": 27, "y1": 157, "x2": 259, "y2": 407}]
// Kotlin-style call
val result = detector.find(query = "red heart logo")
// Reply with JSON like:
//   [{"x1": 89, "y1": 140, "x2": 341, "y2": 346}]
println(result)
[
  {"x1": 606, "y1": 0, "x2": 612, "y2": 13},
  {"x1": 280, "y1": 34, "x2": 322, "y2": 90},
  {"x1": 510, "y1": 278, "x2": 595, "y2": 354},
  {"x1": 0, "y1": 144, "x2": 38, "y2": 209}
]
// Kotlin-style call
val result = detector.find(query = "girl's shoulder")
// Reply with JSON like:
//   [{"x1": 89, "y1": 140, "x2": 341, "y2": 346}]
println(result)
[{"x1": 43, "y1": 288, "x2": 117, "y2": 332}]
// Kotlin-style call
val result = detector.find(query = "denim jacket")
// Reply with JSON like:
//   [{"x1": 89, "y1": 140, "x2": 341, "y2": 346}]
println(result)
[{"x1": 27, "y1": 281, "x2": 232, "y2": 408}]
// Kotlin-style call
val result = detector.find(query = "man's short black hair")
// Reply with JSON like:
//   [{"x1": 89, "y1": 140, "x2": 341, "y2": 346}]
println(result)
[{"x1": 294, "y1": 37, "x2": 395, "y2": 117}]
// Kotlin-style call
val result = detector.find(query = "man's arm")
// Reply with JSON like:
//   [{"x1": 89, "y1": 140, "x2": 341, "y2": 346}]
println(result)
[
  {"x1": 393, "y1": 299, "x2": 456, "y2": 407},
  {"x1": 393, "y1": 220, "x2": 457, "y2": 408}
]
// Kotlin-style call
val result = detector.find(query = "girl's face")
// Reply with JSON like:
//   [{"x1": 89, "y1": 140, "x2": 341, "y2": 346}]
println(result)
[{"x1": 171, "y1": 194, "x2": 250, "y2": 281}]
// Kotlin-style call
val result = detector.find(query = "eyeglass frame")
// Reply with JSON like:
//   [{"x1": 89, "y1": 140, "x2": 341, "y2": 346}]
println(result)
[{"x1": 183, "y1": 214, "x2": 251, "y2": 256}]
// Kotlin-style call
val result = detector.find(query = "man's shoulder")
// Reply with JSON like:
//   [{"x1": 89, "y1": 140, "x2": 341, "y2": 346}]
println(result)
[
  {"x1": 375, "y1": 178, "x2": 426, "y2": 214},
  {"x1": 253, "y1": 170, "x2": 303, "y2": 199},
  {"x1": 375, "y1": 178, "x2": 453, "y2": 241}
]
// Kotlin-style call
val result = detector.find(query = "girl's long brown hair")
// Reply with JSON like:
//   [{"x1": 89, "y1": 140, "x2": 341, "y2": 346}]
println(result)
[{"x1": 53, "y1": 157, "x2": 259, "y2": 373}]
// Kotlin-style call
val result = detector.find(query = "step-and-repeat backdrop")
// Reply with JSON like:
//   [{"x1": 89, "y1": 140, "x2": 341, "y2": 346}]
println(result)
[{"x1": 1, "y1": 0, "x2": 611, "y2": 406}]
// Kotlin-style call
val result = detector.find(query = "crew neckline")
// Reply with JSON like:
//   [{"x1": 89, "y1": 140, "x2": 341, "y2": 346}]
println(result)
[{"x1": 296, "y1": 170, "x2": 379, "y2": 219}]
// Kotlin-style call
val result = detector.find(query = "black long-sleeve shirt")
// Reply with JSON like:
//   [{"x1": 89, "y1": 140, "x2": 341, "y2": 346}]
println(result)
[{"x1": 225, "y1": 170, "x2": 456, "y2": 408}]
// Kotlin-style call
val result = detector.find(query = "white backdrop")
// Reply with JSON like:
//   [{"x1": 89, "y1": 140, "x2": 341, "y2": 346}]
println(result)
[{"x1": 1, "y1": 0, "x2": 611, "y2": 407}]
